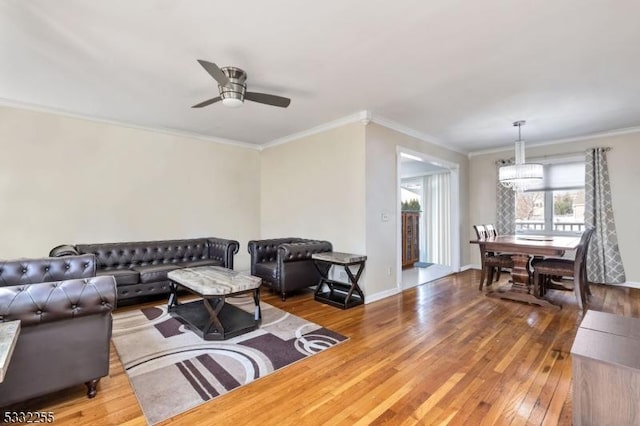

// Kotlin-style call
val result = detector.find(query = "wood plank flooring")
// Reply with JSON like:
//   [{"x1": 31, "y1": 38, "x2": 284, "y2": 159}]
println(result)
[{"x1": 12, "y1": 270, "x2": 640, "y2": 425}]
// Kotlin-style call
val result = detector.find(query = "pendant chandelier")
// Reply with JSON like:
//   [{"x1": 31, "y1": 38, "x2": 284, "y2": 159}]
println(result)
[{"x1": 498, "y1": 120, "x2": 543, "y2": 191}]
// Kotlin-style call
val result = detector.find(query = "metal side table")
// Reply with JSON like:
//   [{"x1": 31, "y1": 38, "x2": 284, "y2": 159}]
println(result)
[{"x1": 312, "y1": 252, "x2": 366, "y2": 309}]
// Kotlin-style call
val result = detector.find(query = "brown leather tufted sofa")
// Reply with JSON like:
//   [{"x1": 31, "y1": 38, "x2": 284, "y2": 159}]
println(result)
[
  {"x1": 0, "y1": 255, "x2": 116, "y2": 407},
  {"x1": 248, "y1": 238, "x2": 332, "y2": 300},
  {"x1": 50, "y1": 237, "x2": 239, "y2": 302}
]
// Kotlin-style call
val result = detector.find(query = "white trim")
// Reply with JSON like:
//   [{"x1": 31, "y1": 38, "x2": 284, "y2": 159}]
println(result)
[
  {"x1": 461, "y1": 264, "x2": 480, "y2": 271},
  {"x1": 371, "y1": 114, "x2": 467, "y2": 155},
  {"x1": 398, "y1": 147, "x2": 461, "y2": 170},
  {"x1": 468, "y1": 126, "x2": 640, "y2": 158},
  {"x1": 395, "y1": 146, "x2": 461, "y2": 294},
  {"x1": 262, "y1": 110, "x2": 370, "y2": 149},
  {"x1": 0, "y1": 97, "x2": 260, "y2": 150},
  {"x1": 365, "y1": 287, "x2": 401, "y2": 304},
  {"x1": 620, "y1": 281, "x2": 640, "y2": 289},
  {"x1": 401, "y1": 169, "x2": 449, "y2": 180}
]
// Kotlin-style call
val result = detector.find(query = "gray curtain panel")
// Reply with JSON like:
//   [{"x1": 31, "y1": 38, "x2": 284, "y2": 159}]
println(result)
[
  {"x1": 585, "y1": 148, "x2": 626, "y2": 284},
  {"x1": 496, "y1": 159, "x2": 516, "y2": 235}
]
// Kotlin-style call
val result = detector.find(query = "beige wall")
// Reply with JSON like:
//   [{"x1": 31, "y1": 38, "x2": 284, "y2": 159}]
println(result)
[
  {"x1": 365, "y1": 123, "x2": 470, "y2": 298},
  {"x1": 0, "y1": 106, "x2": 260, "y2": 269},
  {"x1": 260, "y1": 123, "x2": 367, "y2": 253},
  {"x1": 468, "y1": 132, "x2": 640, "y2": 283}
]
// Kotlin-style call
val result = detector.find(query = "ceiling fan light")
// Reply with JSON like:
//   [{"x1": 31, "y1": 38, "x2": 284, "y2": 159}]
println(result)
[{"x1": 222, "y1": 97, "x2": 243, "y2": 108}]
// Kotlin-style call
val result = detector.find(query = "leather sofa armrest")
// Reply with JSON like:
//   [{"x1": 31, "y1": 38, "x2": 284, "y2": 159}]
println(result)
[
  {"x1": 0, "y1": 276, "x2": 116, "y2": 326},
  {"x1": 278, "y1": 241, "x2": 333, "y2": 263},
  {"x1": 207, "y1": 238, "x2": 240, "y2": 270},
  {"x1": 49, "y1": 244, "x2": 81, "y2": 257}
]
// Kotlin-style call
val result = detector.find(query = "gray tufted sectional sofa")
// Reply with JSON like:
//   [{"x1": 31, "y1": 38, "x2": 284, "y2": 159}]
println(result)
[
  {"x1": 0, "y1": 254, "x2": 116, "y2": 406},
  {"x1": 248, "y1": 238, "x2": 332, "y2": 300},
  {"x1": 50, "y1": 237, "x2": 239, "y2": 302}
]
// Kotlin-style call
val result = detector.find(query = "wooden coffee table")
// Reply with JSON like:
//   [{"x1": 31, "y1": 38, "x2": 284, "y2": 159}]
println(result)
[{"x1": 167, "y1": 266, "x2": 262, "y2": 340}]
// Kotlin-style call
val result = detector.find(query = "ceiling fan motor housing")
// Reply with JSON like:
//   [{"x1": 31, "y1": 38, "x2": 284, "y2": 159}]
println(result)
[{"x1": 220, "y1": 67, "x2": 247, "y2": 107}]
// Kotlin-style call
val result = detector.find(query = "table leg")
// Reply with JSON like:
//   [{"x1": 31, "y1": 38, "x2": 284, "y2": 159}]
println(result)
[
  {"x1": 313, "y1": 260, "x2": 332, "y2": 297},
  {"x1": 168, "y1": 282, "x2": 179, "y2": 310},
  {"x1": 344, "y1": 262, "x2": 365, "y2": 305},
  {"x1": 486, "y1": 254, "x2": 560, "y2": 309},
  {"x1": 253, "y1": 288, "x2": 262, "y2": 322},
  {"x1": 202, "y1": 296, "x2": 226, "y2": 336}
]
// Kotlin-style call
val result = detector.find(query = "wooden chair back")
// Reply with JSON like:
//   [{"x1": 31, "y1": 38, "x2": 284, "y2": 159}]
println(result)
[
  {"x1": 473, "y1": 225, "x2": 488, "y2": 239},
  {"x1": 485, "y1": 224, "x2": 498, "y2": 237},
  {"x1": 574, "y1": 227, "x2": 596, "y2": 289}
]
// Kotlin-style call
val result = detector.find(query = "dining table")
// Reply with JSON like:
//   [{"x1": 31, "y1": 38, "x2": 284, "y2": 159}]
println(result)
[{"x1": 471, "y1": 234, "x2": 581, "y2": 308}]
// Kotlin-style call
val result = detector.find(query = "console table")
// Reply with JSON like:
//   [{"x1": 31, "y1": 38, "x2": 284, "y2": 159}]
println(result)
[
  {"x1": 571, "y1": 310, "x2": 640, "y2": 425},
  {"x1": 312, "y1": 252, "x2": 366, "y2": 309},
  {"x1": 0, "y1": 321, "x2": 20, "y2": 383}
]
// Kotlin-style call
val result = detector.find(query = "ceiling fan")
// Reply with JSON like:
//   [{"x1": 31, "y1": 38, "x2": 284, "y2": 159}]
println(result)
[{"x1": 192, "y1": 60, "x2": 291, "y2": 109}]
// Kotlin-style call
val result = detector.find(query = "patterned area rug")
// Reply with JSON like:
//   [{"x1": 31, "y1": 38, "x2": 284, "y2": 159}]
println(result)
[{"x1": 111, "y1": 297, "x2": 347, "y2": 425}]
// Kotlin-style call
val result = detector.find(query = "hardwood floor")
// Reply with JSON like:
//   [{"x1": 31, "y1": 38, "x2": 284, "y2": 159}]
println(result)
[{"x1": 15, "y1": 270, "x2": 640, "y2": 425}]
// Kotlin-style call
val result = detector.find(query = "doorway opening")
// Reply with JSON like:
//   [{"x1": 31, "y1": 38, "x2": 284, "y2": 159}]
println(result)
[{"x1": 397, "y1": 147, "x2": 460, "y2": 290}]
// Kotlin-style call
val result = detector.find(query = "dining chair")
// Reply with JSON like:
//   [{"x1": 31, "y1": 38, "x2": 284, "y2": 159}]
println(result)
[
  {"x1": 473, "y1": 224, "x2": 514, "y2": 290},
  {"x1": 532, "y1": 227, "x2": 595, "y2": 310},
  {"x1": 485, "y1": 224, "x2": 498, "y2": 237}
]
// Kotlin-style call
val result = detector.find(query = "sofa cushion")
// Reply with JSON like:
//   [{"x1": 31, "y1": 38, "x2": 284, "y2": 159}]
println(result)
[
  {"x1": 182, "y1": 259, "x2": 223, "y2": 268},
  {"x1": 254, "y1": 262, "x2": 277, "y2": 282},
  {"x1": 132, "y1": 264, "x2": 180, "y2": 283},
  {"x1": 97, "y1": 269, "x2": 140, "y2": 286}
]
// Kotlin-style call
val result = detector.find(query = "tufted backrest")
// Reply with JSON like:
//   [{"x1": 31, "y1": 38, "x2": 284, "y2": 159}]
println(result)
[
  {"x1": 278, "y1": 241, "x2": 333, "y2": 262},
  {"x1": 0, "y1": 255, "x2": 96, "y2": 288},
  {"x1": 0, "y1": 275, "x2": 116, "y2": 326},
  {"x1": 247, "y1": 238, "x2": 304, "y2": 263},
  {"x1": 76, "y1": 239, "x2": 211, "y2": 270}
]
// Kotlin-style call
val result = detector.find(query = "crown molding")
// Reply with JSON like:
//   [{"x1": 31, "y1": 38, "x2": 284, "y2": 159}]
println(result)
[
  {"x1": 261, "y1": 110, "x2": 471, "y2": 157},
  {"x1": 261, "y1": 110, "x2": 370, "y2": 149},
  {"x1": 0, "y1": 97, "x2": 260, "y2": 150},
  {"x1": 467, "y1": 126, "x2": 640, "y2": 158},
  {"x1": 369, "y1": 114, "x2": 468, "y2": 155}
]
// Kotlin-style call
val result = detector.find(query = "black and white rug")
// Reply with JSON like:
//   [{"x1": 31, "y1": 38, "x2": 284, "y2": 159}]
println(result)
[{"x1": 111, "y1": 298, "x2": 347, "y2": 424}]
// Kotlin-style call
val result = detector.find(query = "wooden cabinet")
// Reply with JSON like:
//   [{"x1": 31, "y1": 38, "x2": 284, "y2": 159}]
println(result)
[
  {"x1": 402, "y1": 212, "x2": 420, "y2": 268},
  {"x1": 571, "y1": 310, "x2": 640, "y2": 425}
]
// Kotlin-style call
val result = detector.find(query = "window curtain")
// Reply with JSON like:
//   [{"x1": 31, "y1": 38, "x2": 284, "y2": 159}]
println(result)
[
  {"x1": 424, "y1": 172, "x2": 451, "y2": 265},
  {"x1": 585, "y1": 148, "x2": 626, "y2": 285},
  {"x1": 496, "y1": 159, "x2": 515, "y2": 235}
]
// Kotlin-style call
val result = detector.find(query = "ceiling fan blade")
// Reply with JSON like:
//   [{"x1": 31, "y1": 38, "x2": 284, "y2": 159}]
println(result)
[
  {"x1": 197, "y1": 60, "x2": 231, "y2": 87},
  {"x1": 245, "y1": 92, "x2": 291, "y2": 108},
  {"x1": 191, "y1": 96, "x2": 221, "y2": 108}
]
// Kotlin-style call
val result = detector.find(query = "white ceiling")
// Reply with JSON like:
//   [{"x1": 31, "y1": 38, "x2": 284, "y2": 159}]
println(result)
[{"x1": 2, "y1": 0, "x2": 640, "y2": 152}]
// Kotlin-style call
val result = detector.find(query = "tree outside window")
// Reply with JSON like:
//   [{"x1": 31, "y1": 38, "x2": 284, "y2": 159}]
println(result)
[{"x1": 514, "y1": 159, "x2": 585, "y2": 235}]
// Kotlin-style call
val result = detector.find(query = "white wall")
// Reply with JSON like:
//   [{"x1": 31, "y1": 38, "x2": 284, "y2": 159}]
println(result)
[
  {"x1": 365, "y1": 123, "x2": 470, "y2": 299},
  {"x1": 468, "y1": 132, "x2": 640, "y2": 283},
  {"x1": 260, "y1": 122, "x2": 367, "y2": 253},
  {"x1": 0, "y1": 106, "x2": 260, "y2": 269}
]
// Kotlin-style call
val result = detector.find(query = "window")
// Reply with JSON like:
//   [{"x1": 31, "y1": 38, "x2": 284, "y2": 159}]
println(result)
[{"x1": 515, "y1": 157, "x2": 585, "y2": 235}]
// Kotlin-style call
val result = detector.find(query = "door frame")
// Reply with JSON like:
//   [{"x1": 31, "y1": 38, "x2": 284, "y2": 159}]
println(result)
[{"x1": 396, "y1": 146, "x2": 461, "y2": 291}]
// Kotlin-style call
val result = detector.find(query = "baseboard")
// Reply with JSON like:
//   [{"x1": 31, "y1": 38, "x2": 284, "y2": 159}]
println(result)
[
  {"x1": 461, "y1": 264, "x2": 480, "y2": 271},
  {"x1": 621, "y1": 281, "x2": 640, "y2": 289},
  {"x1": 365, "y1": 287, "x2": 401, "y2": 304}
]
